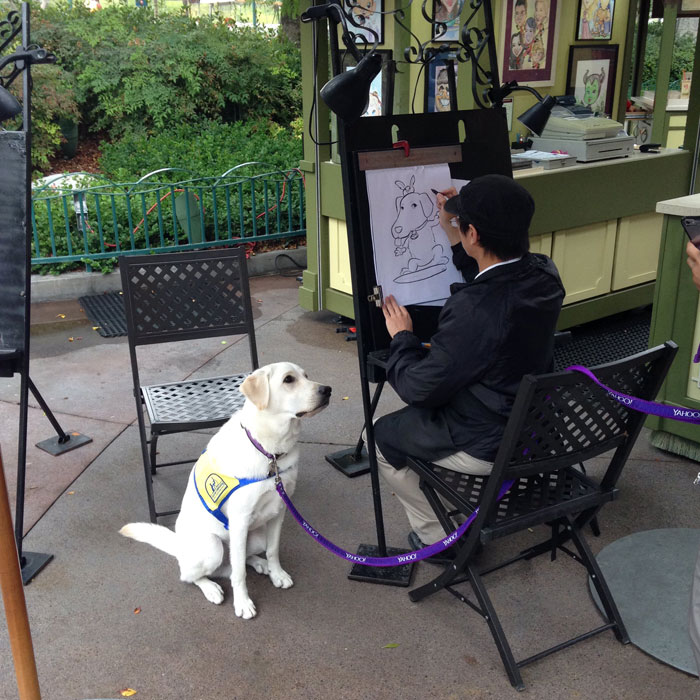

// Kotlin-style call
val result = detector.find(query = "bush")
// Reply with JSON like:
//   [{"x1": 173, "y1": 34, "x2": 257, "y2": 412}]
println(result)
[
  {"x1": 98, "y1": 118, "x2": 302, "y2": 181},
  {"x1": 32, "y1": 2, "x2": 302, "y2": 139}
]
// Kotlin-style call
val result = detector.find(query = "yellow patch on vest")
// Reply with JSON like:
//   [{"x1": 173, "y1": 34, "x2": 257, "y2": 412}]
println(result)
[{"x1": 194, "y1": 452, "x2": 239, "y2": 511}]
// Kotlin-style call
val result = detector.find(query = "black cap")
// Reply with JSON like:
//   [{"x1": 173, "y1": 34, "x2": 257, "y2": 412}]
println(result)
[{"x1": 443, "y1": 174, "x2": 534, "y2": 241}]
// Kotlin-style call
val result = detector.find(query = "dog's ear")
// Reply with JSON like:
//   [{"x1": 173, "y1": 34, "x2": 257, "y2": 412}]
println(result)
[
  {"x1": 418, "y1": 192, "x2": 434, "y2": 218},
  {"x1": 240, "y1": 369, "x2": 270, "y2": 410}
]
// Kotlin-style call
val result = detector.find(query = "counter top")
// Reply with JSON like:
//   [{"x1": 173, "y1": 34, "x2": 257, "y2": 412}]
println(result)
[
  {"x1": 514, "y1": 147, "x2": 686, "y2": 181},
  {"x1": 656, "y1": 192, "x2": 700, "y2": 216}
]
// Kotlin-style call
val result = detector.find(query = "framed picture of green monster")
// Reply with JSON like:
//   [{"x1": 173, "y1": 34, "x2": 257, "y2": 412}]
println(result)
[{"x1": 566, "y1": 44, "x2": 618, "y2": 116}]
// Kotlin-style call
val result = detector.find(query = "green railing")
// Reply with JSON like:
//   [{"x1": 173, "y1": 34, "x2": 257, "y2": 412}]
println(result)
[{"x1": 31, "y1": 165, "x2": 306, "y2": 268}]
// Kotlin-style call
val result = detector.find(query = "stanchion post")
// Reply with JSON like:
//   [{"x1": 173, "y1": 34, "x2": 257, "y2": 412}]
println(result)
[{"x1": 0, "y1": 448, "x2": 42, "y2": 700}]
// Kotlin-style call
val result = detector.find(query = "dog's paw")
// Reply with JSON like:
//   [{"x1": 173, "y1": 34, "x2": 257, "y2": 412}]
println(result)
[
  {"x1": 234, "y1": 597, "x2": 257, "y2": 619},
  {"x1": 247, "y1": 555, "x2": 270, "y2": 576},
  {"x1": 270, "y1": 568, "x2": 294, "y2": 589},
  {"x1": 198, "y1": 579, "x2": 224, "y2": 605}
]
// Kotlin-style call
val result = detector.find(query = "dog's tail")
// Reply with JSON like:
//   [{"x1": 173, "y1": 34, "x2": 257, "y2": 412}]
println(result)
[{"x1": 119, "y1": 522, "x2": 178, "y2": 557}]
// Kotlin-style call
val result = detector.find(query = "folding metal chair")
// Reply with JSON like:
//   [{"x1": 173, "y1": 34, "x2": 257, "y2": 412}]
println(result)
[
  {"x1": 120, "y1": 247, "x2": 258, "y2": 522},
  {"x1": 406, "y1": 342, "x2": 678, "y2": 690}
]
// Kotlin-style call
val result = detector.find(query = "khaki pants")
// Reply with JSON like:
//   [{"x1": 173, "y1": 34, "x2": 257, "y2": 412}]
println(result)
[{"x1": 376, "y1": 445, "x2": 493, "y2": 544}]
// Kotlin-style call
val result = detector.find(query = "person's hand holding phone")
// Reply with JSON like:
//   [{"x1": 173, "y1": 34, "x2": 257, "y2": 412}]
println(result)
[{"x1": 687, "y1": 240, "x2": 700, "y2": 292}]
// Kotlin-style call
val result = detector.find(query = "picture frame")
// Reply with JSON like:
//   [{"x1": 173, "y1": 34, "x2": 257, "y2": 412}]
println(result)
[
  {"x1": 431, "y1": 0, "x2": 465, "y2": 42},
  {"x1": 566, "y1": 44, "x2": 619, "y2": 116},
  {"x1": 500, "y1": 0, "x2": 560, "y2": 87},
  {"x1": 425, "y1": 52, "x2": 458, "y2": 113},
  {"x1": 652, "y1": 0, "x2": 700, "y2": 18},
  {"x1": 342, "y1": 50, "x2": 393, "y2": 117},
  {"x1": 576, "y1": 0, "x2": 615, "y2": 41},
  {"x1": 344, "y1": 0, "x2": 384, "y2": 46}
]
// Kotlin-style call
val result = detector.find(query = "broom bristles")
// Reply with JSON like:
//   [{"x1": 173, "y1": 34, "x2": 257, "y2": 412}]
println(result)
[{"x1": 650, "y1": 430, "x2": 700, "y2": 463}]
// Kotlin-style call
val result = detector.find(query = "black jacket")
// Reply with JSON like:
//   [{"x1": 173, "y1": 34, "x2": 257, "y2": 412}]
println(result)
[{"x1": 375, "y1": 246, "x2": 565, "y2": 468}]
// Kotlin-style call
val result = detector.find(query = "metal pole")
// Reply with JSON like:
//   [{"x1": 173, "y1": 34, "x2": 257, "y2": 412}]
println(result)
[{"x1": 0, "y1": 449, "x2": 42, "y2": 700}]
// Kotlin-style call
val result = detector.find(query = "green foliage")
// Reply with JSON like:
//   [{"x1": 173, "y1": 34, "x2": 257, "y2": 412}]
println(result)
[
  {"x1": 98, "y1": 118, "x2": 302, "y2": 180},
  {"x1": 32, "y1": 2, "x2": 302, "y2": 139},
  {"x1": 7, "y1": 63, "x2": 79, "y2": 173},
  {"x1": 641, "y1": 20, "x2": 696, "y2": 90}
]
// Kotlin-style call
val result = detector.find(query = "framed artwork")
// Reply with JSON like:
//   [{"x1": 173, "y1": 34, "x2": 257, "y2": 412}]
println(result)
[
  {"x1": 425, "y1": 53, "x2": 458, "y2": 113},
  {"x1": 566, "y1": 44, "x2": 619, "y2": 116},
  {"x1": 344, "y1": 0, "x2": 384, "y2": 46},
  {"x1": 342, "y1": 50, "x2": 393, "y2": 117},
  {"x1": 501, "y1": 0, "x2": 560, "y2": 87},
  {"x1": 652, "y1": 0, "x2": 700, "y2": 18},
  {"x1": 432, "y1": 0, "x2": 465, "y2": 42},
  {"x1": 576, "y1": 0, "x2": 615, "y2": 41}
]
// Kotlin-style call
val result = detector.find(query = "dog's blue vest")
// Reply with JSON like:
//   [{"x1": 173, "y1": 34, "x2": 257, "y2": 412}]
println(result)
[{"x1": 193, "y1": 451, "x2": 270, "y2": 530}]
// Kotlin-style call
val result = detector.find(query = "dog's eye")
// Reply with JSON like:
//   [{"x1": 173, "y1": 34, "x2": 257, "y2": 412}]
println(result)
[{"x1": 283, "y1": 375, "x2": 295, "y2": 384}]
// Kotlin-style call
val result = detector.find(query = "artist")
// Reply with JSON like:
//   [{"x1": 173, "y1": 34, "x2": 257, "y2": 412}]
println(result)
[{"x1": 375, "y1": 174, "x2": 565, "y2": 551}]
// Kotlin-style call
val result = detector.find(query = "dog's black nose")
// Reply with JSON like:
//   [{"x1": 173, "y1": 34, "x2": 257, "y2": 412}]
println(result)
[{"x1": 319, "y1": 385, "x2": 332, "y2": 397}]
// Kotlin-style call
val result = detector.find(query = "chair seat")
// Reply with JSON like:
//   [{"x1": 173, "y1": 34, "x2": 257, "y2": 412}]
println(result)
[
  {"x1": 142, "y1": 372, "x2": 250, "y2": 431},
  {"x1": 421, "y1": 462, "x2": 615, "y2": 542}
]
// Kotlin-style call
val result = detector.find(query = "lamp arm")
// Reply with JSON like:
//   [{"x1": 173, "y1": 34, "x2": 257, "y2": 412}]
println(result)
[
  {"x1": 301, "y1": 0, "x2": 379, "y2": 65},
  {"x1": 488, "y1": 80, "x2": 545, "y2": 107}
]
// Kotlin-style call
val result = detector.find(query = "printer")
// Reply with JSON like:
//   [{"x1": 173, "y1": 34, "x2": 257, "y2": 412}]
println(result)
[{"x1": 530, "y1": 97, "x2": 634, "y2": 162}]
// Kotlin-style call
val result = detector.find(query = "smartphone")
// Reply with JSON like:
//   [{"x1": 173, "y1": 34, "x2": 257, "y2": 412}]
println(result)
[{"x1": 681, "y1": 217, "x2": 700, "y2": 250}]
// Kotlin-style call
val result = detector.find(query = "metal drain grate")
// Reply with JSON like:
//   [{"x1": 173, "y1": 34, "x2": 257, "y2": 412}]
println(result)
[{"x1": 79, "y1": 291, "x2": 127, "y2": 338}]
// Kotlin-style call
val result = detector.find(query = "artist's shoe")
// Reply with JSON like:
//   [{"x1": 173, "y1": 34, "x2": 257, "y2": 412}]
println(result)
[{"x1": 407, "y1": 530, "x2": 457, "y2": 566}]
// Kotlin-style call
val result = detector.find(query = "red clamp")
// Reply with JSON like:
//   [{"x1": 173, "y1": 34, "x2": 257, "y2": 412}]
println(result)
[{"x1": 392, "y1": 140, "x2": 410, "y2": 157}]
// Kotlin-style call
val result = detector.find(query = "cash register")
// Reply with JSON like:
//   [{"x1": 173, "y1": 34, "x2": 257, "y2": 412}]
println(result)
[{"x1": 530, "y1": 97, "x2": 634, "y2": 162}]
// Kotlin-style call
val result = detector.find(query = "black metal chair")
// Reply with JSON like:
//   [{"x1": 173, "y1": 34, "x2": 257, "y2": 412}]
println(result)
[
  {"x1": 120, "y1": 247, "x2": 258, "y2": 522},
  {"x1": 406, "y1": 342, "x2": 678, "y2": 691}
]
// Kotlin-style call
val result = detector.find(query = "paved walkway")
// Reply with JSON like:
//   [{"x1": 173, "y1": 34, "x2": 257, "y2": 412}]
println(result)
[{"x1": 0, "y1": 274, "x2": 698, "y2": 699}]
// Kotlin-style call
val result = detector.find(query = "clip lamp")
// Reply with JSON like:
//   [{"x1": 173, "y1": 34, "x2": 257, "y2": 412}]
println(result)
[
  {"x1": 490, "y1": 81, "x2": 555, "y2": 136},
  {"x1": 0, "y1": 85, "x2": 21, "y2": 122}
]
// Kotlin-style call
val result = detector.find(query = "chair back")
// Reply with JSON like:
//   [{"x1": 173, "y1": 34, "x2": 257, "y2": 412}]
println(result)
[
  {"x1": 119, "y1": 247, "x2": 258, "y2": 358},
  {"x1": 478, "y1": 341, "x2": 678, "y2": 526}
]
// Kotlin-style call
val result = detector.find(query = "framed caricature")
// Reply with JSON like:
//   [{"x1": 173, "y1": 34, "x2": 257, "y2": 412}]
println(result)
[
  {"x1": 501, "y1": 0, "x2": 559, "y2": 87},
  {"x1": 566, "y1": 44, "x2": 619, "y2": 115},
  {"x1": 576, "y1": 0, "x2": 615, "y2": 41},
  {"x1": 425, "y1": 53, "x2": 458, "y2": 113},
  {"x1": 342, "y1": 50, "x2": 393, "y2": 117},
  {"x1": 432, "y1": 0, "x2": 465, "y2": 42},
  {"x1": 344, "y1": 0, "x2": 384, "y2": 45}
]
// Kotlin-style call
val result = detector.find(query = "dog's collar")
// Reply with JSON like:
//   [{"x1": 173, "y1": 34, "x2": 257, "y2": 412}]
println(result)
[{"x1": 241, "y1": 424, "x2": 286, "y2": 479}]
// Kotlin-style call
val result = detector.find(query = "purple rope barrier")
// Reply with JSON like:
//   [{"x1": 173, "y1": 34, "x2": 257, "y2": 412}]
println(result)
[{"x1": 276, "y1": 478, "x2": 515, "y2": 567}]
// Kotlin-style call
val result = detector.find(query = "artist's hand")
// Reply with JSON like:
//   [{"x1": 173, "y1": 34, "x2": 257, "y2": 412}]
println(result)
[
  {"x1": 382, "y1": 295, "x2": 413, "y2": 338},
  {"x1": 436, "y1": 186, "x2": 460, "y2": 246},
  {"x1": 687, "y1": 240, "x2": 700, "y2": 292}
]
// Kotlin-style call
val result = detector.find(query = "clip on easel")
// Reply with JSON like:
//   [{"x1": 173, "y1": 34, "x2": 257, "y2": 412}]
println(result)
[{"x1": 330, "y1": 109, "x2": 512, "y2": 587}]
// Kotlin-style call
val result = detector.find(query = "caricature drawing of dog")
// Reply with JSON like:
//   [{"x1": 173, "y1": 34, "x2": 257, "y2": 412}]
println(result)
[
  {"x1": 391, "y1": 176, "x2": 450, "y2": 275},
  {"x1": 120, "y1": 362, "x2": 331, "y2": 619}
]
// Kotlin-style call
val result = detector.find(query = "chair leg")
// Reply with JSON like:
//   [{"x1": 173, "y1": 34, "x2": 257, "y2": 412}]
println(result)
[
  {"x1": 566, "y1": 515, "x2": 629, "y2": 644},
  {"x1": 149, "y1": 432, "x2": 159, "y2": 476},
  {"x1": 135, "y1": 416, "x2": 158, "y2": 523},
  {"x1": 468, "y1": 563, "x2": 525, "y2": 691}
]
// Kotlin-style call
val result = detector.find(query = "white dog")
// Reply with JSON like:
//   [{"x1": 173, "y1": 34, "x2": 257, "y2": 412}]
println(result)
[{"x1": 120, "y1": 362, "x2": 331, "y2": 619}]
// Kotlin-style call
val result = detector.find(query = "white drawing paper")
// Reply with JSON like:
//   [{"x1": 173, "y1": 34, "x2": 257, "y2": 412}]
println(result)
[{"x1": 366, "y1": 164, "x2": 465, "y2": 306}]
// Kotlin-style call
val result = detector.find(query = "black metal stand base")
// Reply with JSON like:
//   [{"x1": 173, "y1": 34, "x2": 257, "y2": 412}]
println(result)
[
  {"x1": 36, "y1": 431, "x2": 92, "y2": 456},
  {"x1": 20, "y1": 551, "x2": 53, "y2": 584},
  {"x1": 325, "y1": 447, "x2": 370, "y2": 478},
  {"x1": 347, "y1": 544, "x2": 415, "y2": 586}
]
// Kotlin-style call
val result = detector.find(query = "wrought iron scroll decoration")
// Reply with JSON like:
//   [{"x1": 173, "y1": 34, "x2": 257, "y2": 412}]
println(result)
[
  {"x1": 340, "y1": 0, "x2": 499, "y2": 109},
  {"x1": 0, "y1": 7, "x2": 55, "y2": 92}
]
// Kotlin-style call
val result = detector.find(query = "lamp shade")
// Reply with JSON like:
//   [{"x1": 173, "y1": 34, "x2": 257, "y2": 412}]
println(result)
[
  {"x1": 320, "y1": 51, "x2": 382, "y2": 122},
  {"x1": 517, "y1": 94, "x2": 556, "y2": 136},
  {"x1": 0, "y1": 86, "x2": 21, "y2": 122}
]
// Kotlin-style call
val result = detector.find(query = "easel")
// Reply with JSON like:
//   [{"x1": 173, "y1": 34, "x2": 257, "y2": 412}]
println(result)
[
  {"x1": 336, "y1": 109, "x2": 512, "y2": 585},
  {"x1": 0, "y1": 4, "x2": 91, "y2": 585}
]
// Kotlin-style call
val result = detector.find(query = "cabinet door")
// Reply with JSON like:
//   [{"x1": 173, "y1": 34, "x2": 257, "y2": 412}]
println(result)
[
  {"x1": 612, "y1": 212, "x2": 663, "y2": 291},
  {"x1": 551, "y1": 220, "x2": 616, "y2": 305},
  {"x1": 328, "y1": 217, "x2": 353, "y2": 294}
]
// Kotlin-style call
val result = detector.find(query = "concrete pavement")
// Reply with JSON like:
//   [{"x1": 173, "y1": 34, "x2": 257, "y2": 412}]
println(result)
[{"x1": 0, "y1": 272, "x2": 699, "y2": 699}]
